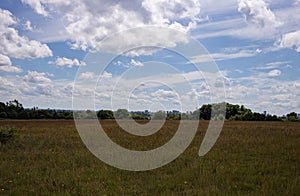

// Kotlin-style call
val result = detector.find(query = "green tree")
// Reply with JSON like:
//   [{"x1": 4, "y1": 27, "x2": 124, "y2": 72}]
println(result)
[
  {"x1": 97, "y1": 110, "x2": 114, "y2": 119},
  {"x1": 114, "y1": 109, "x2": 130, "y2": 119},
  {"x1": 287, "y1": 112, "x2": 297, "y2": 118},
  {"x1": 152, "y1": 111, "x2": 166, "y2": 120},
  {"x1": 226, "y1": 103, "x2": 240, "y2": 119},
  {"x1": 287, "y1": 112, "x2": 299, "y2": 122},
  {"x1": 166, "y1": 113, "x2": 181, "y2": 120},
  {"x1": 0, "y1": 111, "x2": 7, "y2": 118},
  {"x1": 199, "y1": 104, "x2": 212, "y2": 120}
]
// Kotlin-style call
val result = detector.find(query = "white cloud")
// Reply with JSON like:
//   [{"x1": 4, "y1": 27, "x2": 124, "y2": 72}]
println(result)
[
  {"x1": 50, "y1": 57, "x2": 86, "y2": 68},
  {"x1": 238, "y1": 0, "x2": 281, "y2": 28},
  {"x1": 191, "y1": 49, "x2": 258, "y2": 63},
  {"x1": 0, "y1": 76, "x2": 14, "y2": 88},
  {"x1": 0, "y1": 8, "x2": 52, "y2": 59},
  {"x1": 0, "y1": 54, "x2": 12, "y2": 66},
  {"x1": 21, "y1": 0, "x2": 48, "y2": 16},
  {"x1": 23, "y1": 71, "x2": 52, "y2": 83},
  {"x1": 79, "y1": 71, "x2": 112, "y2": 80},
  {"x1": 24, "y1": 20, "x2": 33, "y2": 31},
  {"x1": 79, "y1": 72, "x2": 96, "y2": 80},
  {"x1": 101, "y1": 71, "x2": 112, "y2": 79},
  {"x1": 19, "y1": 0, "x2": 201, "y2": 54},
  {"x1": 294, "y1": 0, "x2": 300, "y2": 5},
  {"x1": 0, "y1": 66, "x2": 22, "y2": 73},
  {"x1": 151, "y1": 89, "x2": 179, "y2": 102},
  {"x1": 35, "y1": 84, "x2": 54, "y2": 96},
  {"x1": 0, "y1": 54, "x2": 22, "y2": 73},
  {"x1": 278, "y1": 30, "x2": 300, "y2": 52},
  {"x1": 227, "y1": 84, "x2": 260, "y2": 100},
  {"x1": 130, "y1": 59, "x2": 144, "y2": 67},
  {"x1": 268, "y1": 69, "x2": 281, "y2": 77},
  {"x1": 253, "y1": 61, "x2": 290, "y2": 70},
  {"x1": 141, "y1": 0, "x2": 201, "y2": 24},
  {"x1": 194, "y1": 0, "x2": 295, "y2": 41}
]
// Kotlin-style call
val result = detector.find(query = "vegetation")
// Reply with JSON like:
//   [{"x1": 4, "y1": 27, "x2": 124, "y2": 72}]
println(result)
[
  {"x1": 0, "y1": 120, "x2": 299, "y2": 194},
  {"x1": 0, "y1": 100, "x2": 299, "y2": 121},
  {"x1": 0, "y1": 100, "x2": 73, "y2": 120},
  {"x1": 0, "y1": 127, "x2": 17, "y2": 145}
]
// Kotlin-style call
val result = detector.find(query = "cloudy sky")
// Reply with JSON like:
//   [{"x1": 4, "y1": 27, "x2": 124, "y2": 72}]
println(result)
[{"x1": 0, "y1": 0, "x2": 299, "y2": 115}]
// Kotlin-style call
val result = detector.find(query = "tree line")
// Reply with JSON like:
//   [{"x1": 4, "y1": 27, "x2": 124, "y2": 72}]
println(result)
[
  {"x1": 0, "y1": 100, "x2": 73, "y2": 119},
  {"x1": 0, "y1": 100, "x2": 299, "y2": 122}
]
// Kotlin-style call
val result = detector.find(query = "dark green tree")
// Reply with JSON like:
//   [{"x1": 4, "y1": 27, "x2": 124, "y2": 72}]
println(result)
[
  {"x1": 97, "y1": 110, "x2": 114, "y2": 119},
  {"x1": 0, "y1": 111, "x2": 7, "y2": 118},
  {"x1": 199, "y1": 104, "x2": 212, "y2": 120},
  {"x1": 114, "y1": 109, "x2": 130, "y2": 119}
]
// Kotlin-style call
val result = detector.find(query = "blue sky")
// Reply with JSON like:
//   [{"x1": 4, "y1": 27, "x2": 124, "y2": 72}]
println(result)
[{"x1": 0, "y1": 0, "x2": 299, "y2": 115}]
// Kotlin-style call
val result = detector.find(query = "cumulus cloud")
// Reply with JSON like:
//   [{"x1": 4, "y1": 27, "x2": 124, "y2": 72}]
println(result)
[
  {"x1": 186, "y1": 86, "x2": 210, "y2": 100},
  {"x1": 0, "y1": 8, "x2": 52, "y2": 59},
  {"x1": 50, "y1": 57, "x2": 86, "y2": 68},
  {"x1": 0, "y1": 54, "x2": 12, "y2": 66},
  {"x1": 0, "y1": 66, "x2": 22, "y2": 73},
  {"x1": 19, "y1": 0, "x2": 201, "y2": 54},
  {"x1": 100, "y1": 71, "x2": 112, "y2": 79},
  {"x1": 238, "y1": 0, "x2": 281, "y2": 28},
  {"x1": 151, "y1": 89, "x2": 179, "y2": 102},
  {"x1": 79, "y1": 71, "x2": 112, "y2": 80},
  {"x1": 278, "y1": 30, "x2": 300, "y2": 52},
  {"x1": 79, "y1": 72, "x2": 96, "y2": 80},
  {"x1": 268, "y1": 69, "x2": 281, "y2": 77},
  {"x1": 0, "y1": 54, "x2": 22, "y2": 73},
  {"x1": 130, "y1": 59, "x2": 144, "y2": 67},
  {"x1": 23, "y1": 71, "x2": 52, "y2": 83},
  {"x1": 141, "y1": 0, "x2": 201, "y2": 24}
]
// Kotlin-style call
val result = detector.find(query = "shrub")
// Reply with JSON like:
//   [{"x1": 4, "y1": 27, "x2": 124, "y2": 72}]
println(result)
[{"x1": 0, "y1": 127, "x2": 17, "y2": 144}]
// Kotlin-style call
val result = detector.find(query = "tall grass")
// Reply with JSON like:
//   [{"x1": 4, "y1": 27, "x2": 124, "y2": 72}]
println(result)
[{"x1": 0, "y1": 120, "x2": 299, "y2": 194}]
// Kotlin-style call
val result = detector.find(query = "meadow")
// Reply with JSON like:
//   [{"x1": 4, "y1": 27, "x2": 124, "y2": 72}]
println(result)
[{"x1": 0, "y1": 120, "x2": 299, "y2": 195}]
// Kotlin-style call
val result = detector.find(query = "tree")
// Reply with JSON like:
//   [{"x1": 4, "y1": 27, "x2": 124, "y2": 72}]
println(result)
[
  {"x1": 114, "y1": 109, "x2": 130, "y2": 119},
  {"x1": 199, "y1": 104, "x2": 212, "y2": 120},
  {"x1": 18, "y1": 110, "x2": 29, "y2": 119},
  {"x1": 287, "y1": 112, "x2": 299, "y2": 122},
  {"x1": 226, "y1": 103, "x2": 240, "y2": 119},
  {"x1": 0, "y1": 102, "x2": 6, "y2": 111},
  {"x1": 287, "y1": 112, "x2": 297, "y2": 118},
  {"x1": 97, "y1": 110, "x2": 114, "y2": 119},
  {"x1": 167, "y1": 113, "x2": 181, "y2": 120},
  {"x1": 0, "y1": 112, "x2": 7, "y2": 118},
  {"x1": 152, "y1": 111, "x2": 166, "y2": 120}
]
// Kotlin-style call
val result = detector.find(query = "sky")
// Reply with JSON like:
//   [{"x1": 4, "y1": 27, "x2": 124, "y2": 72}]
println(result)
[{"x1": 0, "y1": 0, "x2": 299, "y2": 115}]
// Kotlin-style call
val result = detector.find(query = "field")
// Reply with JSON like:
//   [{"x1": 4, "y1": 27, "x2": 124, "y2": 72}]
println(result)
[{"x1": 0, "y1": 120, "x2": 299, "y2": 195}]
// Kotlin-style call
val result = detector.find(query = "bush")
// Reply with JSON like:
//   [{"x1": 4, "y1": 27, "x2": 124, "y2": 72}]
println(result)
[{"x1": 0, "y1": 127, "x2": 17, "y2": 144}]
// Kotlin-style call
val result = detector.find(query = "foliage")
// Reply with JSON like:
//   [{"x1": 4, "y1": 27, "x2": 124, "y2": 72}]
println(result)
[
  {"x1": 152, "y1": 111, "x2": 166, "y2": 120},
  {"x1": 0, "y1": 100, "x2": 299, "y2": 121},
  {"x1": 0, "y1": 127, "x2": 17, "y2": 144},
  {"x1": 0, "y1": 100, "x2": 73, "y2": 119},
  {"x1": 114, "y1": 109, "x2": 130, "y2": 119},
  {"x1": 97, "y1": 110, "x2": 114, "y2": 119}
]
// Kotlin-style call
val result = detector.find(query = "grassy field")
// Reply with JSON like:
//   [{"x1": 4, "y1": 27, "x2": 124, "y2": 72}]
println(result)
[{"x1": 0, "y1": 120, "x2": 299, "y2": 195}]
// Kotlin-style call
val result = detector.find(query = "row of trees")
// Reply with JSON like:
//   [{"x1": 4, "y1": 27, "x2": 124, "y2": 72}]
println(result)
[
  {"x1": 0, "y1": 100, "x2": 299, "y2": 121},
  {"x1": 0, "y1": 100, "x2": 73, "y2": 119}
]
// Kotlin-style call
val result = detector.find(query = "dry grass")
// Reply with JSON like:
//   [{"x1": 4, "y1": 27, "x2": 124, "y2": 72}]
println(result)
[{"x1": 0, "y1": 120, "x2": 299, "y2": 195}]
